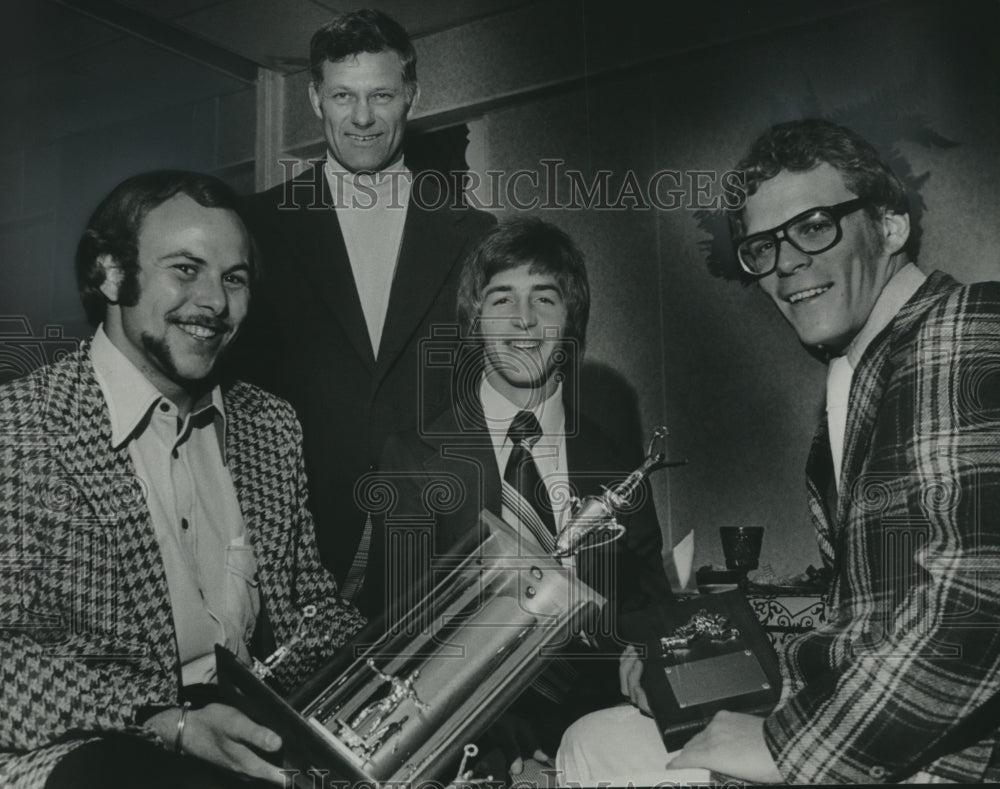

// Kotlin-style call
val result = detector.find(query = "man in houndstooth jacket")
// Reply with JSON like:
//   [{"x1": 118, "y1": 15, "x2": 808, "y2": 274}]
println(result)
[
  {"x1": 0, "y1": 171, "x2": 366, "y2": 788},
  {"x1": 557, "y1": 120, "x2": 1000, "y2": 784}
]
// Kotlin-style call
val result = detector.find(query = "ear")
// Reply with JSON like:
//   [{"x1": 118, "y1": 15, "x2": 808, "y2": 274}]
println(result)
[
  {"x1": 406, "y1": 84, "x2": 421, "y2": 119},
  {"x1": 881, "y1": 210, "x2": 910, "y2": 256},
  {"x1": 308, "y1": 81, "x2": 323, "y2": 121},
  {"x1": 97, "y1": 254, "x2": 123, "y2": 302}
]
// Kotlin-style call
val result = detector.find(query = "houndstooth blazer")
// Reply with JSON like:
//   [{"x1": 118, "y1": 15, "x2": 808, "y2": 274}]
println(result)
[
  {"x1": 763, "y1": 271, "x2": 1000, "y2": 783},
  {"x1": 0, "y1": 342, "x2": 367, "y2": 788}
]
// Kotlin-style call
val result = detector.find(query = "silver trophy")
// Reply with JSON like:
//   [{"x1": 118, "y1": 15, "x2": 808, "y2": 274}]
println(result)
[
  {"x1": 220, "y1": 427, "x2": 681, "y2": 786},
  {"x1": 554, "y1": 426, "x2": 682, "y2": 557}
]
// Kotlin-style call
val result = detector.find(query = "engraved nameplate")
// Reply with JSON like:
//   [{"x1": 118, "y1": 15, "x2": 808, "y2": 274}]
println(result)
[{"x1": 664, "y1": 650, "x2": 770, "y2": 709}]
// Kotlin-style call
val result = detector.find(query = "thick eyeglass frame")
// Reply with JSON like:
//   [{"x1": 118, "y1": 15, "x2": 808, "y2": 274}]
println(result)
[{"x1": 735, "y1": 197, "x2": 870, "y2": 277}]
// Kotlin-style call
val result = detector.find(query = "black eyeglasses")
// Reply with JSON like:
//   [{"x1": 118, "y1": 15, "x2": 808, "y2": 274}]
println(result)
[{"x1": 735, "y1": 197, "x2": 869, "y2": 277}]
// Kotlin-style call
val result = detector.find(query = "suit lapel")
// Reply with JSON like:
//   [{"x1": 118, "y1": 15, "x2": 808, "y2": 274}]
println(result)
[
  {"x1": 805, "y1": 415, "x2": 837, "y2": 566},
  {"x1": 293, "y1": 163, "x2": 376, "y2": 370},
  {"x1": 421, "y1": 400, "x2": 502, "y2": 517},
  {"x1": 376, "y1": 202, "x2": 468, "y2": 381},
  {"x1": 834, "y1": 271, "x2": 959, "y2": 535},
  {"x1": 225, "y1": 389, "x2": 259, "y2": 556},
  {"x1": 836, "y1": 336, "x2": 891, "y2": 532},
  {"x1": 224, "y1": 385, "x2": 282, "y2": 592},
  {"x1": 565, "y1": 421, "x2": 605, "y2": 492},
  {"x1": 562, "y1": 416, "x2": 631, "y2": 599}
]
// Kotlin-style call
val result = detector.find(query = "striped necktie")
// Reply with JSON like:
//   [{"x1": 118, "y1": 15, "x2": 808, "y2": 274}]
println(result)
[{"x1": 504, "y1": 410, "x2": 557, "y2": 536}]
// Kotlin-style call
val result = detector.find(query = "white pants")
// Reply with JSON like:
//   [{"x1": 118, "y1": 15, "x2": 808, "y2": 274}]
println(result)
[{"x1": 555, "y1": 705, "x2": 711, "y2": 787}]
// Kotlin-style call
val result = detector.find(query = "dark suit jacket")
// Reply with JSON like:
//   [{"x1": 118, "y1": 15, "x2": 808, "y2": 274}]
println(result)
[
  {"x1": 229, "y1": 163, "x2": 496, "y2": 584},
  {"x1": 357, "y1": 395, "x2": 673, "y2": 642},
  {"x1": 763, "y1": 272, "x2": 1000, "y2": 784}
]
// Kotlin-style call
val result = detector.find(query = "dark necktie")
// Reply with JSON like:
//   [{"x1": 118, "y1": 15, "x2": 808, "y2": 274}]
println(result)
[
  {"x1": 503, "y1": 412, "x2": 580, "y2": 705},
  {"x1": 503, "y1": 410, "x2": 557, "y2": 535}
]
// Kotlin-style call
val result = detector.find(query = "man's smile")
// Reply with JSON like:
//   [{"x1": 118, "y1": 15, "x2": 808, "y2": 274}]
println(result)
[
  {"x1": 784, "y1": 284, "x2": 833, "y2": 304},
  {"x1": 170, "y1": 316, "x2": 230, "y2": 342},
  {"x1": 177, "y1": 324, "x2": 218, "y2": 341},
  {"x1": 344, "y1": 132, "x2": 383, "y2": 143},
  {"x1": 507, "y1": 339, "x2": 542, "y2": 351}
]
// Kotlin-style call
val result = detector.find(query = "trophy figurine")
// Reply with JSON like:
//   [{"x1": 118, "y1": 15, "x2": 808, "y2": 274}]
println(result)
[
  {"x1": 554, "y1": 426, "x2": 685, "y2": 557},
  {"x1": 349, "y1": 659, "x2": 430, "y2": 742}
]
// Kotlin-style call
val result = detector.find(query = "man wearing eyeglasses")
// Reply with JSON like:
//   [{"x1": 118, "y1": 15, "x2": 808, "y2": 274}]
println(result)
[{"x1": 555, "y1": 119, "x2": 1000, "y2": 785}]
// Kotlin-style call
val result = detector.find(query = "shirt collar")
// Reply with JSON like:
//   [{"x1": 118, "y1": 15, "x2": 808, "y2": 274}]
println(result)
[
  {"x1": 479, "y1": 375, "x2": 566, "y2": 444},
  {"x1": 324, "y1": 152, "x2": 411, "y2": 200},
  {"x1": 90, "y1": 325, "x2": 227, "y2": 456},
  {"x1": 842, "y1": 263, "x2": 927, "y2": 369}
]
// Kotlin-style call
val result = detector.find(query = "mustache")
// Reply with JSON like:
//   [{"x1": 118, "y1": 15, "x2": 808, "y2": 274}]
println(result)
[{"x1": 167, "y1": 314, "x2": 233, "y2": 333}]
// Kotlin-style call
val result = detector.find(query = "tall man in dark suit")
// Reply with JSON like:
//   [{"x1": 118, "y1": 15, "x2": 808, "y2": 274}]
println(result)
[
  {"x1": 558, "y1": 120, "x2": 1000, "y2": 785},
  {"x1": 364, "y1": 219, "x2": 673, "y2": 776},
  {"x1": 231, "y1": 9, "x2": 495, "y2": 600}
]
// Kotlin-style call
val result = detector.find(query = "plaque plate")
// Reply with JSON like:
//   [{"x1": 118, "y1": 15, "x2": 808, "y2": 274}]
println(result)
[{"x1": 665, "y1": 649, "x2": 771, "y2": 708}]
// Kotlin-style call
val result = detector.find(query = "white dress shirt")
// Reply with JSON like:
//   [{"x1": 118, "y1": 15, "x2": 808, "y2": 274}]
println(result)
[{"x1": 324, "y1": 154, "x2": 411, "y2": 357}]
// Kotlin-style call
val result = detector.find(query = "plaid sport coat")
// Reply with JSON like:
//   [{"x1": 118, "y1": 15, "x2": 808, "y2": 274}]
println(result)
[
  {"x1": 763, "y1": 271, "x2": 1000, "y2": 783},
  {"x1": 0, "y1": 342, "x2": 366, "y2": 788}
]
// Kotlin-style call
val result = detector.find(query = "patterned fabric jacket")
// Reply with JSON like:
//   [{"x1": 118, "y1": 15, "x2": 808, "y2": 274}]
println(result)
[
  {"x1": 0, "y1": 343, "x2": 367, "y2": 788},
  {"x1": 763, "y1": 271, "x2": 1000, "y2": 783}
]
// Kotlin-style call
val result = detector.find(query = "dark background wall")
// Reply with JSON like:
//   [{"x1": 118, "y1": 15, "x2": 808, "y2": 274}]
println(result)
[
  {"x1": 0, "y1": 1, "x2": 257, "y2": 342},
  {"x1": 409, "y1": 0, "x2": 1000, "y2": 582},
  {"x1": 3, "y1": 0, "x2": 998, "y2": 585}
]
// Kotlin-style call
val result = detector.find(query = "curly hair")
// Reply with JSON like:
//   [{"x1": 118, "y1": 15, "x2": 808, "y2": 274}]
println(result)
[
  {"x1": 310, "y1": 9, "x2": 417, "y2": 103},
  {"x1": 727, "y1": 119, "x2": 912, "y2": 283},
  {"x1": 75, "y1": 170, "x2": 257, "y2": 326}
]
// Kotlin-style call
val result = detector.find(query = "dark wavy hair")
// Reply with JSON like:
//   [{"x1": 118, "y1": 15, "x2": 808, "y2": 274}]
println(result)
[
  {"x1": 310, "y1": 9, "x2": 417, "y2": 102},
  {"x1": 728, "y1": 119, "x2": 912, "y2": 283},
  {"x1": 456, "y1": 218, "x2": 590, "y2": 351},
  {"x1": 75, "y1": 170, "x2": 257, "y2": 327}
]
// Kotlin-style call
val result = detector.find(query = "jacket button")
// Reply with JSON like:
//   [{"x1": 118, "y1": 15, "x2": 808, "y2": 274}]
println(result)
[{"x1": 869, "y1": 766, "x2": 886, "y2": 780}]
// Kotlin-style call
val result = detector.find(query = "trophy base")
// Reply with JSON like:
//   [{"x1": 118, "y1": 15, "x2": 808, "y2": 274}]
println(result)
[{"x1": 636, "y1": 590, "x2": 782, "y2": 751}]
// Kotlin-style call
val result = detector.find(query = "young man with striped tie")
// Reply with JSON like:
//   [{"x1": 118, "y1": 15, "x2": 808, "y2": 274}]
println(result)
[{"x1": 359, "y1": 218, "x2": 673, "y2": 782}]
